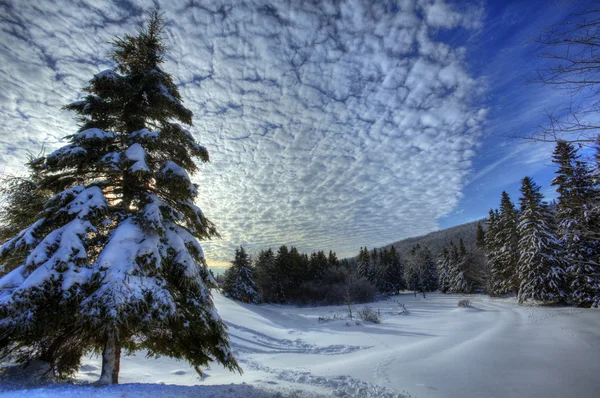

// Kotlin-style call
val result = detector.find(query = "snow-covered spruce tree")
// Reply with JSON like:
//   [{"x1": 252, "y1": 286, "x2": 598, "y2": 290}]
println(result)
[
  {"x1": 483, "y1": 209, "x2": 501, "y2": 294},
  {"x1": 517, "y1": 177, "x2": 566, "y2": 304},
  {"x1": 437, "y1": 246, "x2": 451, "y2": 293},
  {"x1": 406, "y1": 244, "x2": 437, "y2": 294},
  {"x1": 222, "y1": 246, "x2": 259, "y2": 304},
  {"x1": 0, "y1": 13, "x2": 240, "y2": 383},
  {"x1": 356, "y1": 247, "x2": 371, "y2": 280},
  {"x1": 476, "y1": 223, "x2": 486, "y2": 249},
  {"x1": 551, "y1": 141, "x2": 600, "y2": 307},
  {"x1": 489, "y1": 192, "x2": 519, "y2": 296},
  {"x1": 374, "y1": 246, "x2": 404, "y2": 294},
  {"x1": 449, "y1": 239, "x2": 474, "y2": 294},
  {"x1": 0, "y1": 162, "x2": 51, "y2": 277}
]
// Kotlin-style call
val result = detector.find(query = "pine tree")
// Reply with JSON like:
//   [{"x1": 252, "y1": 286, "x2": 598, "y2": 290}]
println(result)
[
  {"x1": 222, "y1": 246, "x2": 259, "y2": 304},
  {"x1": 475, "y1": 223, "x2": 486, "y2": 249},
  {"x1": 356, "y1": 247, "x2": 371, "y2": 280},
  {"x1": 0, "y1": 13, "x2": 240, "y2": 383},
  {"x1": 450, "y1": 239, "x2": 474, "y2": 293},
  {"x1": 406, "y1": 244, "x2": 437, "y2": 294},
  {"x1": 254, "y1": 248, "x2": 277, "y2": 303},
  {"x1": 490, "y1": 192, "x2": 519, "y2": 296},
  {"x1": 0, "y1": 161, "x2": 51, "y2": 277},
  {"x1": 437, "y1": 246, "x2": 451, "y2": 293},
  {"x1": 517, "y1": 177, "x2": 566, "y2": 304},
  {"x1": 551, "y1": 141, "x2": 600, "y2": 307},
  {"x1": 273, "y1": 245, "x2": 290, "y2": 303},
  {"x1": 309, "y1": 250, "x2": 329, "y2": 280},
  {"x1": 328, "y1": 250, "x2": 339, "y2": 268},
  {"x1": 484, "y1": 209, "x2": 501, "y2": 294}
]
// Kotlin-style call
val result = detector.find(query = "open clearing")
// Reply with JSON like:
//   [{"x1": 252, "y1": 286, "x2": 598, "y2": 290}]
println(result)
[{"x1": 2, "y1": 292, "x2": 599, "y2": 397}]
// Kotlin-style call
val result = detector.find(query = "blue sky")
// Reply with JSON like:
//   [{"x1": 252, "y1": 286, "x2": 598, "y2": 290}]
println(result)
[
  {"x1": 440, "y1": 0, "x2": 590, "y2": 228},
  {"x1": 0, "y1": 0, "x2": 591, "y2": 265}
]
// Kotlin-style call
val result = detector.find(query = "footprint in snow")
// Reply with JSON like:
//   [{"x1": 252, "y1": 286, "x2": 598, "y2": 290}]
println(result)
[{"x1": 171, "y1": 370, "x2": 187, "y2": 375}]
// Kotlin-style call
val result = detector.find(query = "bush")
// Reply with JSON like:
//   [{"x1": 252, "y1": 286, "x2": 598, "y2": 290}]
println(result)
[
  {"x1": 457, "y1": 299, "x2": 471, "y2": 307},
  {"x1": 357, "y1": 306, "x2": 381, "y2": 323}
]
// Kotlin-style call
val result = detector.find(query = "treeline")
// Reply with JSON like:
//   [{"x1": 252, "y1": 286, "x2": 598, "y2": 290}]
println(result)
[
  {"x1": 222, "y1": 242, "x2": 447, "y2": 305},
  {"x1": 437, "y1": 238, "x2": 487, "y2": 294},
  {"x1": 478, "y1": 141, "x2": 599, "y2": 307},
  {"x1": 222, "y1": 245, "x2": 376, "y2": 305}
]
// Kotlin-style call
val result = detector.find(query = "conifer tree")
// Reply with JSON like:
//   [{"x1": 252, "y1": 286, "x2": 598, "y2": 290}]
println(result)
[
  {"x1": 254, "y1": 248, "x2": 277, "y2": 303},
  {"x1": 406, "y1": 244, "x2": 436, "y2": 294},
  {"x1": 356, "y1": 247, "x2": 371, "y2": 280},
  {"x1": 484, "y1": 209, "x2": 501, "y2": 294},
  {"x1": 328, "y1": 250, "x2": 339, "y2": 268},
  {"x1": 450, "y1": 239, "x2": 474, "y2": 293},
  {"x1": 222, "y1": 246, "x2": 259, "y2": 304},
  {"x1": 309, "y1": 250, "x2": 329, "y2": 280},
  {"x1": 0, "y1": 13, "x2": 240, "y2": 383},
  {"x1": 437, "y1": 246, "x2": 451, "y2": 293},
  {"x1": 551, "y1": 141, "x2": 600, "y2": 307},
  {"x1": 0, "y1": 162, "x2": 51, "y2": 277},
  {"x1": 517, "y1": 177, "x2": 566, "y2": 304},
  {"x1": 490, "y1": 192, "x2": 519, "y2": 296},
  {"x1": 475, "y1": 223, "x2": 486, "y2": 249}
]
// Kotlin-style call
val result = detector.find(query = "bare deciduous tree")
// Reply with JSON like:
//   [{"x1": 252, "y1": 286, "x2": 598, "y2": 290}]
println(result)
[{"x1": 528, "y1": 7, "x2": 600, "y2": 144}]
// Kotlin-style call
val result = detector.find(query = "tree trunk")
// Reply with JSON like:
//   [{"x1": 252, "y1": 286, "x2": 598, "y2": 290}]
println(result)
[{"x1": 96, "y1": 332, "x2": 121, "y2": 385}]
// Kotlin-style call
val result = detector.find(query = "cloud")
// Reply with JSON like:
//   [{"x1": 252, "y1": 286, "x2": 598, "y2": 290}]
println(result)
[{"x1": 0, "y1": 0, "x2": 485, "y2": 262}]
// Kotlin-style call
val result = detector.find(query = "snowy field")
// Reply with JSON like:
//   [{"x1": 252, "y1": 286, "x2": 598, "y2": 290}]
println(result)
[{"x1": 1, "y1": 292, "x2": 599, "y2": 398}]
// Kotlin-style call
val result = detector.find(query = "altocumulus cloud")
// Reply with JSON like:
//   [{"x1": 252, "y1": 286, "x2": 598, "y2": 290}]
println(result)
[{"x1": 0, "y1": 0, "x2": 485, "y2": 263}]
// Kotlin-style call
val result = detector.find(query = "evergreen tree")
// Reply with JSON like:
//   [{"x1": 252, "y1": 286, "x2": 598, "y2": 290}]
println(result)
[
  {"x1": 356, "y1": 247, "x2": 371, "y2": 280},
  {"x1": 374, "y1": 247, "x2": 404, "y2": 294},
  {"x1": 369, "y1": 248, "x2": 379, "y2": 282},
  {"x1": 484, "y1": 209, "x2": 501, "y2": 294},
  {"x1": 490, "y1": 192, "x2": 519, "y2": 296},
  {"x1": 0, "y1": 162, "x2": 51, "y2": 277},
  {"x1": 254, "y1": 248, "x2": 277, "y2": 303},
  {"x1": 273, "y1": 245, "x2": 290, "y2": 303},
  {"x1": 517, "y1": 177, "x2": 566, "y2": 304},
  {"x1": 450, "y1": 239, "x2": 474, "y2": 294},
  {"x1": 437, "y1": 246, "x2": 451, "y2": 293},
  {"x1": 222, "y1": 246, "x2": 259, "y2": 304},
  {"x1": 475, "y1": 223, "x2": 486, "y2": 249},
  {"x1": 406, "y1": 244, "x2": 437, "y2": 294},
  {"x1": 551, "y1": 141, "x2": 600, "y2": 307},
  {"x1": 328, "y1": 250, "x2": 339, "y2": 268},
  {"x1": 309, "y1": 250, "x2": 329, "y2": 280},
  {"x1": 0, "y1": 13, "x2": 240, "y2": 383}
]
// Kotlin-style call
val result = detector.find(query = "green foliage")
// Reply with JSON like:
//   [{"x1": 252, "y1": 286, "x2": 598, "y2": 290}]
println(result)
[
  {"x1": 551, "y1": 141, "x2": 600, "y2": 307},
  {"x1": 487, "y1": 192, "x2": 519, "y2": 296},
  {"x1": 517, "y1": 177, "x2": 566, "y2": 304},
  {"x1": 0, "y1": 12, "x2": 239, "y2": 381},
  {"x1": 222, "y1": 246, "x2": 260, "y2": 304},
  {"x1": 405, "y1": 244, "x2": 437, "y2": 293}
]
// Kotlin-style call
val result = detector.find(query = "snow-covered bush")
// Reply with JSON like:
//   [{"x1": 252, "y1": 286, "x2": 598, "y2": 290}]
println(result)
[
  {"x1": 457, "y1": 299, "x2": 471, "y2": 308},
  {"x1": 357, "y1": 306, "x2": 381, "y2": 324}
]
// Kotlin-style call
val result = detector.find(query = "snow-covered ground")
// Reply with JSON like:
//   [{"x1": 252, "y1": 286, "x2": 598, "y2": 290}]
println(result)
[{"x1": 1, "y1": 292, "x2": 599, "y2": 397}]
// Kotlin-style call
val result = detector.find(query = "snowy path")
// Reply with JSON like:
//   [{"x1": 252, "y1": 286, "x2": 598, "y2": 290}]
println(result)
[{"x1": 2, "y1": 292, "x2": 599, "y2": 397}]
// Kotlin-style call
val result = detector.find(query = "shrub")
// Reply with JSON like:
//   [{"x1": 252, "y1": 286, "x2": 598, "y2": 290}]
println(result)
[
  {"x1": 357, "y1": 306, "x2": 381, "y2": 323},
  {"x1": 457, "y1": 299, "x2": 471, "y2": 307}
]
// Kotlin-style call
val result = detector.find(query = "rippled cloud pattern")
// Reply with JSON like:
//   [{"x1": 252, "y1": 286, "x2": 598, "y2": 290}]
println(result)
[{"x1": 0, "y1": 0, "x2": 485, "y2": 262}]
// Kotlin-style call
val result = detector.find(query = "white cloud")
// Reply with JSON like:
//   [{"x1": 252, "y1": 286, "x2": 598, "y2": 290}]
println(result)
[{"x1": 0, "y1": 0, "x2": 484, "y2": 262}]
